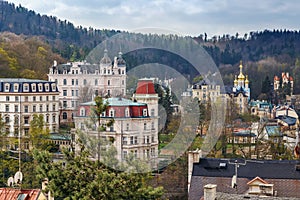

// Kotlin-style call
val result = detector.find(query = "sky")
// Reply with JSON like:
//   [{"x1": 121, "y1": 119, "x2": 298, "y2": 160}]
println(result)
[{"x1": 7, "y1": 0, "x2": 300, "y2": 37}]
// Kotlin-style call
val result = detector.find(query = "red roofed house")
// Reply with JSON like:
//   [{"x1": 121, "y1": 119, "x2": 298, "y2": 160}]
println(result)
[
  {"x1": 0, "y1": 188, "x2": 47, "y2": 200},
  {"x1": 274, "y1": 72, "x2": 294, "y2": 95}
]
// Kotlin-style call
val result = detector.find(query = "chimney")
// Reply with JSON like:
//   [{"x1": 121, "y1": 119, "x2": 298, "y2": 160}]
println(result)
[
  {"x1": 188, "y1": 149, "x2": 202, "y2": 192},
  {"x1": 204, "y1": 184, "x2": 217, "y2": 200},
  {"x1": 42, "y1": 178, "x2": 48, "y2": 191}
]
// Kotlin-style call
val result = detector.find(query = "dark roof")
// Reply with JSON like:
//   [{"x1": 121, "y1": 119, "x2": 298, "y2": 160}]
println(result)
[
  {"x1": 277, "y1": 116, "x2": 297, "y2": 126},
  {"x1": 192, "y1": 158, "x2": 300, "y2": 179}
]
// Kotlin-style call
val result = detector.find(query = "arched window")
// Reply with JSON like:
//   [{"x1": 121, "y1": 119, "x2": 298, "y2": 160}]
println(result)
[
  {"x1": 62, "y1": 112, "x2": 67, "y2": 120},
  {"x1": 80, "y1": 108, "x2": 86, "y2": 116}
]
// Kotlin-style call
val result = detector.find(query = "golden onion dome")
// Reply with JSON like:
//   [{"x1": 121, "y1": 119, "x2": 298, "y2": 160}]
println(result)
[{"x1": 238, "y1": 61, "x2": 245, "y2": 80}]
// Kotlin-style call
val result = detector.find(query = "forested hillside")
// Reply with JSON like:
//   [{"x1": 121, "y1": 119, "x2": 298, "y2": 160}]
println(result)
[{"x1": 1, "y1": 1, "x2": 300, "y2": 99}]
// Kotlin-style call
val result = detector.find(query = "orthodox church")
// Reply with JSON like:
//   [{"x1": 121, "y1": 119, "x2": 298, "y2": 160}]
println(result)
[{"x1": 226, "y1": 61, "x2": 250, "y2": 114}]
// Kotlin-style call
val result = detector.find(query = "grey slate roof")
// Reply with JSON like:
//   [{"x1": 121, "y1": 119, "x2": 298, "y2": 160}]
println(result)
[{"x1": 193, "y1": 158, "x2": 300, "y2": 179}]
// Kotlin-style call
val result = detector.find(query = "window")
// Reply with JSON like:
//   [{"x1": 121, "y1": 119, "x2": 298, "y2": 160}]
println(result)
[
  {"x1": 151, "y1": 122, "x2": 155, "y2": 130},
  {"x1": 109, "y1": 109, "x2": 114, "y2": 117},
  {"x1": 52, "y1": 104, "x2": 56, "y2": 111},
  {"x1": 123, "y1": 151, "x2": 127, "y2": 159},
  {"x1": 14, "y1": 128, "x2": 18, "y2": 136},
  {"x1": 63, "y1": 101, "x2": 67, "y2": 108},
  {"x1": 52, "y1": 96, "x2": 55, "y2": 101},
  {"x1": 130, "y1": 136, "x2": 134, "y2": 145},
  {"x1": 125, "y1": 107, "x2": 130, "y2": 117},
  {"x1": 143, "y1": 109, "x2": 147, "y2": 116},
  {"x1": 33, "y1": 96, "x2": 36, "y2": 101},
  {"x1": 122, "y1": 137, "x2": 128, "y2": 145},
  {"x1": 51, "y1": 83, "x2": 56, "y2": 91},
  {"x1": 15, "y1": 96, "x2": 19, "y2": 102},
  {"x1": 40, "y1": 96, "x2": 42, "y2": 101},
  {"x1": 122, "y1": 80, "x2": 124, "y2": 85},
  {"x1": 75, "y1": 79, "x2": 78, "y2": 85},
  {"x1": 134, "y1": 136, "x2": 138, "y2": 144},
  {"x1": 5, "y1": 105, "x2": 9, "y2": 112},
  {"x1": 5, "y1": 116, "x2": 9, "y2": 123},
  {"x1": 108, "y1": 69, "x2": 110, "y2": 74},
  {"x1": 24, "y1": 105, "x2": 29, "y2": 113},
  {"x1": 107, "y1": 90, "x2": 110, "y2": 96},
  {"x1": 72, "y1": 90, "x2": 74, "y2": 96},
  {"x1": 46, "y1": 105, "x2": 49, "y2": 112},
  {"x1": 23, "y1": 84, "x2": 29, "y2": 92},
  {"x1": 46, "y1": 115, "x2": 49, "y2": 123},
  {"x1": 63, "y1": 79, "x2": 67, "y2": 85},
  {"x1": 71, "y1": 101, "x2": 75, "y2": 108},
  {"x1": 151, "y1": 109, "x2": 155, "y2": 116},
  {"x1": 39, "y1": 104, "x2": 43, "y2": 112},
  {"x1": 4, "y1": 83, "x2": 10, "y2": 92},
  {"x1": 46, "y1": 96, "x2": 49, "y2": 101},
  {"x1": 62, "y1": 112, "x2": 67, "y2": 120},
  {"x1": 25, "y1": 96, "x2": 28, "y2": 102},
  {"x1": 15, "y1": 105, "x2": 18, "y2": 112},
  {"x1": 6, "y1": 96, "x2": 9, "y2": 101},
  {"x1": 108, "y1": 80, "x2": 110, "y2": 85},
  {"x1": 33, "y1": 105, "x2": 36, "y2": 112},
  {"x1": 75, "y1": 90, "x2": 78, "y2": 96},
  {"x1": 95, "y1": 79, "x2": 98, "y2": 85},
  {"x1": 38, "y1": 84, "x2": 43, "y2": 91},
  {"x1": 72, "y1": 79, "x2": 74, "y2": 85},
  {"x1": 24, "y1": 116, "x2": 29, "y2": 124},
  {"x1": 144, "y1": 123, "x2": 147, "y2": 130},
  {"x1": 126, "y1": 123, "x2": 129, "y2": 131},
  {"x1": 63, "y1": 90, "x2": 67, "y2": 96},
  {"x1": 32, "y1": 84, "x2": 36, "y2": 91},
  {"x1": 14, "y1": 84, "x2": 19, "y2": 92},
  {"x1": 24, "y1": 128, "x2": 29, "y2": 136},
  {"x1": 80, "y1": 108, "x2": 85, "y2": 116},
  {"x1": 14, "y1": 116, "x2": 19, "y2": 124}
]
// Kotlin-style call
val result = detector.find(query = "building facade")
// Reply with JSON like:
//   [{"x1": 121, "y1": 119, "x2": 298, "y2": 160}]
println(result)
[
  {"x1": 0, "y1": 78, "x2": 60, "y2": 149},
  {"x1": 274, "y1": 72, "x2": 294, "y2": 95},
  {"x1": 74, "y1": 79, "x2": 159, "y2": 165},
  {"x1": 192, "y1": 80, "x2": 221, "y2": 103},
  {"x1": 48, "y1": 50, "x2": 126, "y2": 124}
]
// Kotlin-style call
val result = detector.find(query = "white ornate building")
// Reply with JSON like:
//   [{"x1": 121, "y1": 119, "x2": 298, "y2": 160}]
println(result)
[
  {"x1": 48, "y1": 50, "x2": 126, "y2": 124},
  {"x1": 0, "y1": 78, "x2": 60, "y2": 149},
  {"x1": 74, "y1": 79, "x2": 159, "y2": 164}
]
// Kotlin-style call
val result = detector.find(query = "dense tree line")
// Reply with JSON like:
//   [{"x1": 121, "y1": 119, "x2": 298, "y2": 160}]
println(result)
[{"x1": 2, "y1": 1, "x2": 300, "y2": 99}]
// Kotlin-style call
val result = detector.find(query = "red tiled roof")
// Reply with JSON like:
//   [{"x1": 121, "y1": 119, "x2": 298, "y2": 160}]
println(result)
[
  {"x1": 0, "y1": 188, "x2": 41, "y2": 200},
  {"x1": 135, "y1": 80, "x2": 156, "y2": 94},
  {"x1": 274, "y1": 76, "x2": 280, "y2": 81}
]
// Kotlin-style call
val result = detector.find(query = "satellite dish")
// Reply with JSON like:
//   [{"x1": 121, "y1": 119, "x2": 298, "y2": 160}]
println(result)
[
  {"x1": 7, "y1": 177, "x2": 14, "y2": 187},
  {"x1": 231, "y1": 175, "x2": 237, "y2": 188},
  {"x1": 14, "y1": 171, "x2": 23, "y2": 184}
]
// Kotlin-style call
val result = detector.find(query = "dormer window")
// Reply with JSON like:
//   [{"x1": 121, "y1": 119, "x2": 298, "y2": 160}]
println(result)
[
  {"x1": 38, "y1": 83, "x2": 43, "y2": 91},
  {"x1": 31, "y1": 84, "x2": 36, "y2": 92},
  {"x1": 51, "y1": 83, "x2": 56, "y2": 91},
  {"x1": 4, "y1": 83, "x2": 10, "y2": 92},
  {"x1": 23, "y1": 84, "x2": 29, "y2": 92},
  {"x1": 143, "y1": 109, "x2": 148, "y2": 117},
  {"x1": 109, "y1": 108, "x2": 115, "y2": 117},
  {"x1": 45, "y1": 84, "x2": 49, "y2": 91},
  {"x1": 125, "y1": 107, "x2": 130, "y2": 117},
  {"x1": 13, "y1": 83, "x2": 19, "y2": 92}
]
